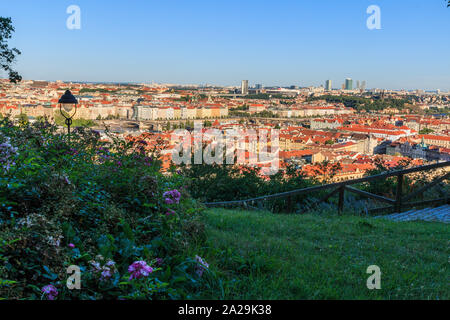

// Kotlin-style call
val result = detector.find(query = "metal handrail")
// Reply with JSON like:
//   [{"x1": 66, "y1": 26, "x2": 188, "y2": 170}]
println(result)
[{"x1": 204, "y1": 160, "x2": 450, "y2": 214}]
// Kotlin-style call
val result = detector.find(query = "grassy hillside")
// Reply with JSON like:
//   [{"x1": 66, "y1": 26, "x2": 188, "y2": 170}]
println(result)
[{"x1": 200, "y1": 209, "x2": 449, "y2": 300}]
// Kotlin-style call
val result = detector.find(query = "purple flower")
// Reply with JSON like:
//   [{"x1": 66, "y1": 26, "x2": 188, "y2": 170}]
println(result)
[
  {"x1": 68, "y1": 243, "x2": 75, "y2": 249},
  {"x1": 105, "y1": 260, "x2": 116, "y2": 267},
  {"x1": 63, "y1": 176, "x2": 71, "y2": 185},
  {"x1": 89, "y1": 259, "x2": 117, "y2": 281},
  {"x1": 195, "y1": 255, "x2": 209, "y2": 277},
  {"x1": 100, "y1": 268, "x2": 113, "y2": 281},
  {"x1": 90, "y1": 261, "x2": 101, "y2": 271},
  {"x1": 166, "y1": 209, "x2": 175, "y2": 216},
  {"x1": 144, "y1": 156, "x2": 152, "y2": 165},
  {"x1": 128, "y1": 261, "x2": 153, "y2": 280},
  {"x1": 0, "y1": 136, "x2": 18, "y2": 173},
  {"x1": 196, "y1": 268, "x2": 205, "y2": 277},
  {"x1": 155, "y1": 258, "x2": 163, "y2": 266},
  {"x1": 42, "y1": 285, "x2": 58, "y2": 300},
  {"x1": 163, "y1": 189, "x2": 181, "y2": 204},
  {"x1": 68, "y1": 148, "x2": 78, "y2": 156}
]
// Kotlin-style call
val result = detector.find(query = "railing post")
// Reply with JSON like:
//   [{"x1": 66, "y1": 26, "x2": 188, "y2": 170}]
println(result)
[
  {"x1": 338, "y1": 186, "x2": 345, "y2": 214},
  {"x1": 287, "y1": 195, "x2": 293, "y2": 213},
  {"x1": 395, "y1": 173, "x2": 403, "y2": 213},
  {"x1": 257, "y1": 200, "x2": 263, "y2": 210}
]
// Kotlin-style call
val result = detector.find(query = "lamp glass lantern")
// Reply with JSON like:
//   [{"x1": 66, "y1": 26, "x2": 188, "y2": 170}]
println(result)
[{"x1": 58, "y1": 90, "x2": 78, "y2": 144}]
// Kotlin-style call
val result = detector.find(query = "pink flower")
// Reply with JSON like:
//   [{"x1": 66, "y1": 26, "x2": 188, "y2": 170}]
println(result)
[
  {"x1": 155, "y1": 258, "x2": 163, "y2": 266},
  {"x1": 128, "y1": 261, "x2": 153, "y2": 280},
  {"x1": 68, "y1": 243, "x2": 75, "y2": 249},
  {"x1": 166, "y1": 209, "x2": 175, "y2": 216},
  {"x1": 42, "y1": 285, "x2": 58, "y2": 300}
]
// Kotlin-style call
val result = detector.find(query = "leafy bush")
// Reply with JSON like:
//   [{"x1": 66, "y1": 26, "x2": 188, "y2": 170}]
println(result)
[
  {"x1": 307, "y1": 94, "x2": 414, "y2": 112},
  {"x1": 180, "y1": 162, "x2": 316, "y2": 212},
  {"x1": 0, "y1": 117, "x2": 212, "y2": 300}
]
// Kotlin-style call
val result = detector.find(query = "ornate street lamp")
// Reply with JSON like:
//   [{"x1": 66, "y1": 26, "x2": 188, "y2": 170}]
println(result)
[{"x1": 58, "y1": 90, "x2": 78, "y2": 144}]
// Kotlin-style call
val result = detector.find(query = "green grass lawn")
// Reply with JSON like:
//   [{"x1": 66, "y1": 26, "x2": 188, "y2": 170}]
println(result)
[{"x1": 199, "y1": 209, "x2": 449, "y2": 300}]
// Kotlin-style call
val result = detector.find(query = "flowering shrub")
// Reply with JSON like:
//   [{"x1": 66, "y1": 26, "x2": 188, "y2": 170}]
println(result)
[
  {"x1": 89, "y1": 256, "x2": 118, "y2": 282},
  {"x1": 0, "y1": 117, "x2": 210, "y2": 300}
]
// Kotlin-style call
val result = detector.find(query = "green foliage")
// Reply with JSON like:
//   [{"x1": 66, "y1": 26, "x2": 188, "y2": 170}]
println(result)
[
  {"x1": 308, "y1": 95, "x2": 413, "y2": 112},
  {"x1": 232, "y1": 104, "x2": 249, "y2": 111},
  {"x1": 359, "y1": 158, "x2": 412, "y2": 199},
  {"x1": 0, "y1": 17, "x2": 21, "y2": 83},
  {"x1": 254, "y1": 110, "x2": 278, "y2": 118},
  {"x1": 424, "y1": 106, "x2": 450, "y2": 115},
  {"x1": 180, "y1": 162, "x2": 315, "y2": 212},
  {"x1": 419, "y1": 128, "x2": 434, "y2": 134},
  {"x1": 16, "y1": 113, "x2": 28, "y2": 126},
  {"x1": 0, "y1": 117, "x2": 211, "y2": 300},
  {"x1": 54, "y1": 113, "x2": 95, "y2": 128},
  {"x1": 229, "y1": 110, "x2": 278, "y2": 118}
]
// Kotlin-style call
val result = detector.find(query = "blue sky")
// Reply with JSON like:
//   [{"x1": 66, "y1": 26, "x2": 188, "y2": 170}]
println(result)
[{"x1": 1, "y1": 0, "x2": 449, "y2": 90}]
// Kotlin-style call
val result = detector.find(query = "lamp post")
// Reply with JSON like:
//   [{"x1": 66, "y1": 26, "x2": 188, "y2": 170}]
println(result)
[{"x1": 58, "y1": 90, "x2": 78, "y2": 145}]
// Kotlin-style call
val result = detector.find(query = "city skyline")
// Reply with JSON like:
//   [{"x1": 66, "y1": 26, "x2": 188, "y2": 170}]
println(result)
[
  {"x1": 6, "y1": 77, "x2": 449, "y2": 93},
  {"x1": 1, "y1": 1, "x2": 449, "y2": 90}
]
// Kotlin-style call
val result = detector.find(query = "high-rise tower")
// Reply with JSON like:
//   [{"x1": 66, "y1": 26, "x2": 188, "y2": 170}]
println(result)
[
  {"x1": 241, "y1": 80, "x2": 249, "y2": 95},
  {"x1": 345, "y1": 78, "x2": 353, "y2": 90}
]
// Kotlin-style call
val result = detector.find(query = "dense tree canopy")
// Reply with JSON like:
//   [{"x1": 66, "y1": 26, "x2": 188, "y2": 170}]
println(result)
[
  {"x1": 307, "y1": 95, "x2": 413, "y2": 112},
  {"x1": 0, "y1": 17, "x2": 21, "y2": 83}
]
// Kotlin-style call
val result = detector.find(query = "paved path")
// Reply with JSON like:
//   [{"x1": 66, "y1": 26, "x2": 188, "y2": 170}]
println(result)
[{"x1": 376, "y1": 205, "x2": 450, "y2": 223}]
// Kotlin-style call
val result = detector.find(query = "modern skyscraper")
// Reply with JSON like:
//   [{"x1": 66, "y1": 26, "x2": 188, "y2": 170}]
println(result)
[
  {"x1": 255, "y1": 84, "x2": 262, "y2": 89},
  {"x1": 325, "y1": 80, "x2": 332, "y2": 91},
  {"x1": 241, "y1": 80, "x2": 249, "y2": 95},
  {"x1": 345, "y1": 78, "x2": 353, "y2": 90},
  {"x1": 361, "y1": 81, "x2": 366, "y2": 92}
]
